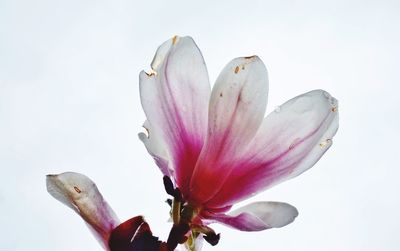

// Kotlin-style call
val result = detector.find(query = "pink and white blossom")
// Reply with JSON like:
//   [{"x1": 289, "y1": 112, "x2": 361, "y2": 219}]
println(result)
[
  {"x1": 139, "y1": 36, "x2": 339, "y2": 246},
  {"x1": 46, "y1": 35, "x2": 338, "y2": 251}
]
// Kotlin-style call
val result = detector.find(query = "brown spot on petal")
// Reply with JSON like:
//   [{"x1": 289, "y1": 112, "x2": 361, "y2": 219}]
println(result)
[
  {"x1": 172, "y1": 35, "x2": 178, "y2": 45},
  {"x1": 331, "y1": 106, "x2": 337, "y2": 112},
  {"x1": 319, "y1": 139, "x2": 332, "y2": 148},
  {"x1": 145, "y1": 69, "x2": 158, "y2": 77},
  {"x1": 74, "y1": 186, "x2": 81, "y2": 193},
  {"x1": 142, "y1": 126, "x2": 150, "y2": 138},
  {"x1": 234, "y1": 66, "x2": 240, "y2": 74},
  {"x1": 219, "y1": 92, "x2": 223, "y2": 97},
  {"x1": 244, "y1": 55, "x2": 256, "y2": 59}
]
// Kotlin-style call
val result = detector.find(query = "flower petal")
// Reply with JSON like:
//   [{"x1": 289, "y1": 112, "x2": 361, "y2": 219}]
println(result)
[
  {"x1": 206, "y1": 90, "x2": 339, "y2": 208},
  {"x1": 139, "y1": 36, "x2": 210, "y2": 194},
  {"x1": 189, "y1": 56, "x2": 269, "y2": 204},
  {"x1": 139, "y1": 120, "x2": 172, "y2": 177},
  {"x1": 207, "y1": 201, "x2": 298, "y2": 231},
  {"x1": 46, "y1": 172, "x2": 120, "y2": 250}
]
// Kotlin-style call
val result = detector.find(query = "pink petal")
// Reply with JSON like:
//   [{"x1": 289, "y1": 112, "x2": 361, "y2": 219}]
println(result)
[
  {"x1": 206, "y1": 201, "x2": 298, "y2": 231},
  {"x1": 139, "y1": 36, "x2": 210, "y2": 194},
  {"x1": 206, "y1": 90, "x2": 339, "y2": 208},
  {"x1": 189, "y1": 56, "x2": 268, "y2": 204},
  {"x1": 46, "y1": 172, "x2": 120, "y2": 250}
]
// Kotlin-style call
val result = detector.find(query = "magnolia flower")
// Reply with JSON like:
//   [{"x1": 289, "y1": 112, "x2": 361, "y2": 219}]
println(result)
[
  {"x1": 46, "y1": 172, "x2": 166, "y2": 251},
  {"x1": 139, "y1": 36, "x2": 339, "y2": 249}
]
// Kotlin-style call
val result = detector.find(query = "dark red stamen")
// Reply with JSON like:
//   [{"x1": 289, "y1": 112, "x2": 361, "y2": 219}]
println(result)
[
  {"x1": 166, "y1": 222, "x2": 190, "y2": 251},
  {"x1": 204, "y1": 232, "x2": 220, "y2": 246},
  {"x1": 163, "y1": 176, "x2": 175, "y2": 197}
]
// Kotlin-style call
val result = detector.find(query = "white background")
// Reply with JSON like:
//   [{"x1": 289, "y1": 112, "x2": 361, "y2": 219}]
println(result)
[{"x1": 1, "y1": 0, "x2": 399, "y2": 250}]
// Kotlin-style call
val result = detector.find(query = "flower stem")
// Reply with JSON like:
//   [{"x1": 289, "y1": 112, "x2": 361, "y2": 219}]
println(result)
[
  {"x1": 172, "y1": 198, "x2": 181, "y2": 225},
  {"x1": 185, "y1": 231, "x2": 198, "y2": 251}
]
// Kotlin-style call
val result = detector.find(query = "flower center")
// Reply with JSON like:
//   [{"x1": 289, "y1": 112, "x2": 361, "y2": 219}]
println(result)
[{"x1": 163, "y1": 176, "x2": 220, "y2": 251}]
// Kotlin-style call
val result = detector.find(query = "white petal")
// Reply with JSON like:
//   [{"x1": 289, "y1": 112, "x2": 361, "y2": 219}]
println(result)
[
  {"x1": 46, "y1": 172, "x2": 119, "y2": 250},
  {"x1": 139, "y1": 36, "x2": 210, "y2": 193},
  {"x1": 138, "y1": 120, "x2": 172, "y2": 177},
  {"x1": 209, "y1": 201, "x2": 298, "y2": 231},
  {"x1": 189, "y1": 56, "x2": 269, "y2": 204}
]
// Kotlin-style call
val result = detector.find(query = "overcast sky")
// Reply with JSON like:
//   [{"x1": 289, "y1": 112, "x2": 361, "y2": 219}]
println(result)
[{"x1": 1, "y1": 0, "x2": 399, "y2": 250}]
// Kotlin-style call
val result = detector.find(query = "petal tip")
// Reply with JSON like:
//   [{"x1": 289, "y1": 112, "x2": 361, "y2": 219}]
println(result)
[
  {"x1": 272, "y1": 203, "x2": 299, "y2": 228},
  {"x1": 227, "y1": 55, "x2": 267, "y2": 79}
]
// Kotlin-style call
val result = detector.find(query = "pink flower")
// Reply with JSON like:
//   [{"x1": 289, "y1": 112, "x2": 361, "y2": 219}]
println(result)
[{"x1": 139, "y1": 36, "x2": 339, "y2": 243}]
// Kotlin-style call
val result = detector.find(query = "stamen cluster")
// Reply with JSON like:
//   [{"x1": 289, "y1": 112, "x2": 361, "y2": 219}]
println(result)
[{"x1": 163, "y1": 176, "x2": 220, "y2": 251}]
